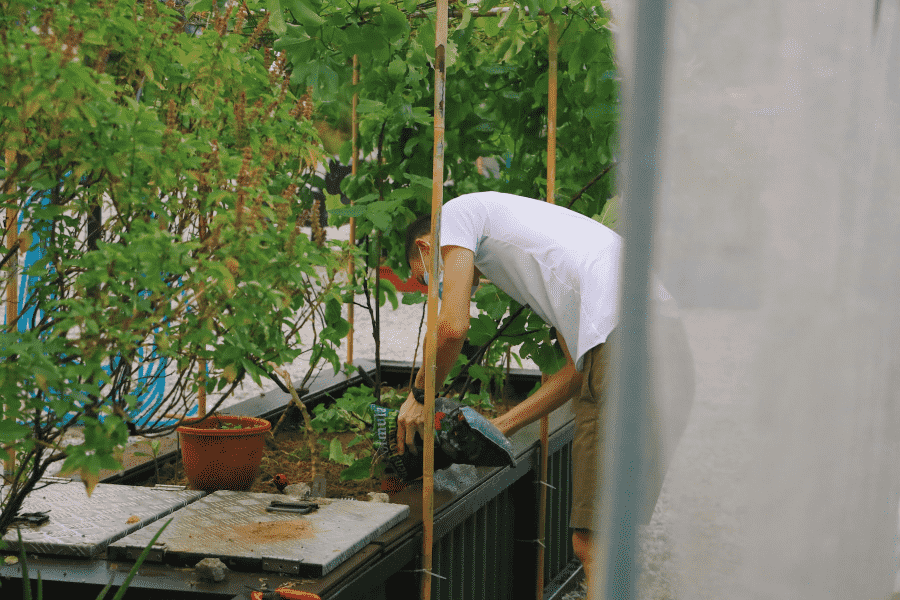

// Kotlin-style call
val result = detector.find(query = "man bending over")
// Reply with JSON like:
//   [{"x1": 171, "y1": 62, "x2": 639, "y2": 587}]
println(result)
[{"x1": 396, "y1": 191, "x2": 694, "y2": 594}]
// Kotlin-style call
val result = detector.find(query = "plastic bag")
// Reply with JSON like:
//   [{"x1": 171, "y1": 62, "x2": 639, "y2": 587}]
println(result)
[{"x1": 369, "y1": 398, "x2": 516, "y2": 481}]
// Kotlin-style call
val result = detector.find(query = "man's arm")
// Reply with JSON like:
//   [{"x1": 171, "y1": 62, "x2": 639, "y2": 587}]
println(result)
[
  {"x1": 491, "y1": 332, "x2": 583, "y2": 437},
  {"x1": 396, "y1": 245, "x2": 476, "y2": 455}
]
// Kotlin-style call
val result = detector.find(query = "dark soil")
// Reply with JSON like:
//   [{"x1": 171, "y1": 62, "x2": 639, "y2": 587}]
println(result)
[
  {"x1": 143, "y1": 428, "x2": 385, "y2": 500},
  {"x1": 143, "y1": 388, "x2": 516, "y2": 500}
]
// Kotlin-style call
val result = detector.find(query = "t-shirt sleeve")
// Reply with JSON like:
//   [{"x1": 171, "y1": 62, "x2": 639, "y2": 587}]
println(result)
[{"x1": 439, "y1": 196, "x2": 485, "y2": 254}]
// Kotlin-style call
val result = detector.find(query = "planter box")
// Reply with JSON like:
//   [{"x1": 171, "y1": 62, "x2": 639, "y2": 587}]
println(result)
[{"x1": 3, "y1": 361, "x2": 583, "y2": 600}]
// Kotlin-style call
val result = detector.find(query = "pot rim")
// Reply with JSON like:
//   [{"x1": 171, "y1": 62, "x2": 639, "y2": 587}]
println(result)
[{"x1": 176, "y1": 414, "x2": 271, "y2": 436}]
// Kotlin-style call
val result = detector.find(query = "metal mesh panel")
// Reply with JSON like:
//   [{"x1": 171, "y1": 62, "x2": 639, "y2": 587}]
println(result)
[
  {"x1": 427, "y1": 440, "x2": 576, "y2": 600},
  {"x1": 432, "y1": 488, "x2": 514, "y2": 600},
  {"x1": 544, "y1": 440, "x2": 574, "y2": 583}
]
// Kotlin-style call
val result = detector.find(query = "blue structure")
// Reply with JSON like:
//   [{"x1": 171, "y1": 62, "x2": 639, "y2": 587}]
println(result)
[{"x1": 6, "y1": 189, "x2": 191, "y2": 429}]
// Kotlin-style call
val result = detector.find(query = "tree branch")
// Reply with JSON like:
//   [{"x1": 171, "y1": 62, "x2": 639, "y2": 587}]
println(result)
[
  {"x1": 443, "y1": 304, "x2": 528, "y2": 397},
  {"x1": 0, "y1": 243, "x2": 18, "y2": 270},
  {"x1": 567, "y1": 162, "x2": 616, "y2": 209}
]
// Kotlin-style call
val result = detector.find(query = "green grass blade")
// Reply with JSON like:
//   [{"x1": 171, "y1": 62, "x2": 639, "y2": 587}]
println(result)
[
  {"x1": 17, "y1": 527, "x2": 32, "y2": 600},
  {"x1": 93, "y1": 575, "x2": 116, "y2": 600},
  {"x1": 109, "y1": 518, "x2": 172, "y2": 600}
]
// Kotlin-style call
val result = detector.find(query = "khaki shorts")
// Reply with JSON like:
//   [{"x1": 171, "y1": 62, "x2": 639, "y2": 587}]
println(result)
[{"x1": 570, "y1": 316, "x2": 694, "y2": 531}]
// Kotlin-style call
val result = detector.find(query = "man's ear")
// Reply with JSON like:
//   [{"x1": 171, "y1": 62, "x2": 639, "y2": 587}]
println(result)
[{"x1": 414, "y1": 237, "x2": 430, "y2": 254}]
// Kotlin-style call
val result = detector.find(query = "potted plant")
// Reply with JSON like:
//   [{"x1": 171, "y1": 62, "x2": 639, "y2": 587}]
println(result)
[
  {"x1": 0, "y1": 0, "x2": 354, "y2": 535},
  {"x1": 177, "y1": 415, "x2": 272, "y2": 491}
]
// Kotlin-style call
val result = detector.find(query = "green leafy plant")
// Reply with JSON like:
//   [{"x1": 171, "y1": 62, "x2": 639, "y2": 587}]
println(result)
[
  {"x1": 133, "y1": 439, "x2": 162, "y2": 485},
  {"x1": 339, "y1": 455, "x2": 375, "y2": 482},
  {"x1": 309, "y1": 385, "x2": 374, "y2": 480},
  {"x1": 1, "y1": 0, "x2": 354, "y2": 535},
  {"x1": 217, "y1": 422, "x2": 246, "y2": 430},
  {"x1": 1, "y1": 0, "x2": 619, "y2": 524},
  {"x1": 308, "y1": 384, "x2": 411, "y2": 481},
  {"x1": 310, "y1": 385, "x2": 375, "y2": 433}
]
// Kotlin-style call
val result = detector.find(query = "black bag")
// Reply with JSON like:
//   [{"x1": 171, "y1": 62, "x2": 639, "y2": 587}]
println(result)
[{"x1": 369, "y1": 398, "x2": 516, "y2": 481}]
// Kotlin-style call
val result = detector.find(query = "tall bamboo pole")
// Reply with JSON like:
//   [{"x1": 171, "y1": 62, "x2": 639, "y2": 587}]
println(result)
[
  {"x1": 537, "y1": 18, "x2": 559, "y2": 600},
  {"x1": 347, "y1": 54, "x2": 359, "y2": 364},
  {"x1": 4, "y1": 149, "x2": 18, "y2": 474},
  {"x1": 197, "y1": 214, "x2": 208, "y2": 418},
  {"x1": 422, "y1": 2, "x2": 448, "y2": 598},
  {"x1": 546, "y1": 20, "x2": 558, "y2": 205},
  {"x1": 3, "y1": 151, "x2": 17, "y2": 330}
]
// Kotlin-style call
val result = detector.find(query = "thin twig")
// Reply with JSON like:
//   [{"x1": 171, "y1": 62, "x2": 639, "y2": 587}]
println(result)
[
  {"x1": 409, "y1": 301, "x2": 427, "y2": 390},
  {"x1": 566, "y1": 162, "x2": 616, "y2": 209},
  {"x1": 445, "y1": 304, "x2": 527, "y2": 400},
  {"x1": 270, "y1": 365, "x2": 317, "y2": 478},
  {"x1": 0, "y1": 244, "x2": 18, "y2": 270}
]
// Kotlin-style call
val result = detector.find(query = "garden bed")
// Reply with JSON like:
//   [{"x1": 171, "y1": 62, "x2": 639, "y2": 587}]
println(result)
[
  {"x1": 141, "y1": 428, "x2": 384, "y2": 500},
  {"x1": 3, "y1": 363, "x2": 590, "y2": 600},
  {"x1": 137, "y1": 380, "x2": 519, "y2": 500}
]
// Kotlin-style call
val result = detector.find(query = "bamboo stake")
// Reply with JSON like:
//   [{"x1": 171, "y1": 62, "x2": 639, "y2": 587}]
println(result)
[
  {"x1": 347, "y1": 54, "x2": 359, "y2": 364},
  {"x1": 197, "y1": 214, "x2": 208, "y2": 418},
  {"x1": 537, "y1": 19, "x2": 558, "y2": 600},
  {"x1": 3, "y1": 151, "x2": 17, "y2": 330},
  {"x1": 422, "y1": 3, "x2": 448, "y2": 598},
  {"x1": 197, "y1": 360, "x2": 206, "y2": 418},
  {"x1": 547, "y1": 20, "x2": 558, "y2": 206},
  {"x1": 538, "y1": 409, "x2": 550, "y2": 592},
  {"x1": 3, "y1": 149, "x2": 17, "y2": 475}
]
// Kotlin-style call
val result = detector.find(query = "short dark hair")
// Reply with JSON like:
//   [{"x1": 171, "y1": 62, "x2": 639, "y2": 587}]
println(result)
[{"x1": 405, "y1": 214, "x2": 431, "y2": 265}]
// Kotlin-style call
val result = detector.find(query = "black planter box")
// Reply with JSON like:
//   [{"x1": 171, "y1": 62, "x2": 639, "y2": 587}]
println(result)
[{"x1": 3, "y1": 361, "x2": 584, "y2": 600}]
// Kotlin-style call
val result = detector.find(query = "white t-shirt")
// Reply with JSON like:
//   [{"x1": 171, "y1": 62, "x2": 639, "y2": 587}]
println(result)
[{"x1": 440, "y1": 192, "x2": 665, "y2": 371}]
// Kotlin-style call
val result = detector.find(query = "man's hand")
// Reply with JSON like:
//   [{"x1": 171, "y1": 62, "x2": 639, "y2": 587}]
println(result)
[{"x1": 397, "y1": 393, "x2": 425, "y2": 455}]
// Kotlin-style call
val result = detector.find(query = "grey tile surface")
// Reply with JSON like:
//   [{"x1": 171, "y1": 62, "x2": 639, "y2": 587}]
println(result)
[
  {"x1": 1, "y1": 478, "x2": 204, "y2": 557},
  {"x1": 110, "y1": 490, "x2": 409, "y2": 577}
]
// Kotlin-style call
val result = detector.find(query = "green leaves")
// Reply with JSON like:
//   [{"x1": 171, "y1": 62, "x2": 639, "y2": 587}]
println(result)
[
  {"x1": 267, "y1": 0, "x2": 618, "y2": 390},
  {"x1": 326, "y1": 437, "x2": 355, "y2": 466},
  {"x1": 0, "y1": 421, "x2": 30, "y2": 444},
  {"x1": 328, "y1": 204, "x2": 366, "y2": 220},
  {"x1": 268, "y1": 0, "x2": 288, "y2": 34},
  {"x1": 379, "y1": 3, "x2": 410, "y2": 41},
  {"x1": 594, "y1": 194, "x2": 619, "y2": 230},
  {"x1": 0, "y1": 0, "x2": 619, "y2": 532},
  {"x1": 477, "y1": 16, "x2": 501, "y2": 37},
  {"x1": 284, "y1": 0, "x2": 326, "y2": 28},
  {"x1": 311, "y1": 386, "x2": 375, "y2": 433},
  {"x1": 341, "y1": 455, "x2": 373, "y2": 481},
  {"x1": 469, "y1": 314, "x2": 500, "y2": 346},
  {"x1": 356, "y1": 98, "x2": 387, "y2": 114},
  {"x1": 186, "y1": 0, "x2": 213, "y2": 14},
  {"x1": 1, "y1": 0, "x2": 362, "y2": 532}
]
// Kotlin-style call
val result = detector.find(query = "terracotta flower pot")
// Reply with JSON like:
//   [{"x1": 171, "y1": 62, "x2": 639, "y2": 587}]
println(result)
[{"x1": 177, "y1": 415, "x2": 271, "y2": 491}]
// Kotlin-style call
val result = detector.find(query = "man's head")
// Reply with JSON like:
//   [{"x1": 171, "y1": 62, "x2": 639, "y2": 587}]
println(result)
[{"x1": 405, "y1": 214, "x2": 433, "y2": 286}]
